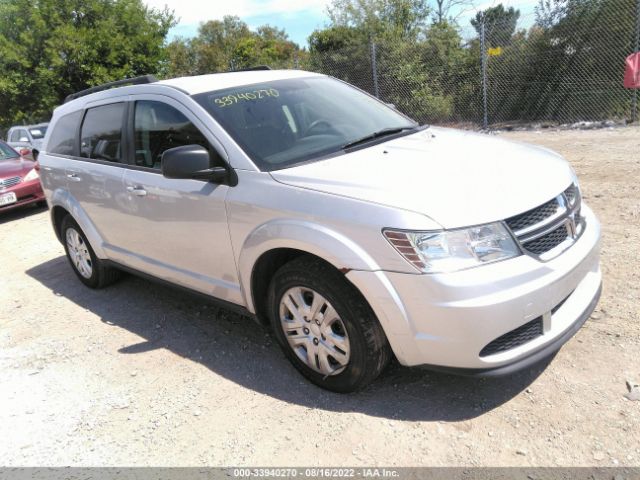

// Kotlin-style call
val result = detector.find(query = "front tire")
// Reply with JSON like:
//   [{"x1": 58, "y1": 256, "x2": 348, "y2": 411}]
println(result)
[
  {"x1": 61, "y1": 216, "x2": 121, "y2": 288},
  {"x1": 268, "y1": 256, "x2": 392, "y2": 392}
]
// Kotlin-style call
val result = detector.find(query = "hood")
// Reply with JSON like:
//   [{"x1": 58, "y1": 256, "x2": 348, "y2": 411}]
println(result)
[
  {"x1": 270, "y1": 127, "x2": 575, "y2": 229},
  {"x1": 0, "y1": 157, "x2": 35, "y2": 179}
]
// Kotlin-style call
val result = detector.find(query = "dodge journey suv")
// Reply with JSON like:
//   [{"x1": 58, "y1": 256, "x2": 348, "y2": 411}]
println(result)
[{"x1": 39, "y1": 69, "x2": 601, "y2": 392}]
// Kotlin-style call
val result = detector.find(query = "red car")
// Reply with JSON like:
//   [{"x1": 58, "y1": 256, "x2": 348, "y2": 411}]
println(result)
[{"x1": 0, "y1": 140, "x2": 46, "y2": 212}]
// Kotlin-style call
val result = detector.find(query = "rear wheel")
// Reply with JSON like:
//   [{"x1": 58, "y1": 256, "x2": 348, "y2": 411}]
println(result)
[
  {"x1": 61, "y1": 216, "x2": 121, "y2": 288},
  {"x1": 268, "y1": 256, "x2": 391, "y2": 392}
]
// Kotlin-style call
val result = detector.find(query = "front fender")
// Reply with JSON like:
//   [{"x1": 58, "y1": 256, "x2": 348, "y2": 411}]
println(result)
[
  {"x1": 237, "y1": 219, "x2": 417, "y2": 363},
  {"x1": 238, "y1": 219, "x2": 382, "y2": 313},
  {"x1": 50, "y1": 188, "x2": 107, "y2": 259}
]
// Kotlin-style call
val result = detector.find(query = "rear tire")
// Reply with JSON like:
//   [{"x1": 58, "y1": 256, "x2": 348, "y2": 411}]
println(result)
[
  {"x1": 268, "y1": 256, "x2": 392, "y2": 392},
  {"x1": 61, "y1": 215, "x2": 121, "y2": 288}
]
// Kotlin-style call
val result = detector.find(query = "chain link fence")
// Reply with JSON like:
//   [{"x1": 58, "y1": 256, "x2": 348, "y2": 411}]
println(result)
[{"x1": 304, "y1": 0, "x2": 640, "y2": 128}]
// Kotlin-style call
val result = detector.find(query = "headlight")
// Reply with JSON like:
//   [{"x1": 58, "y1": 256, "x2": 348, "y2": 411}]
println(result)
[
  {"x1": 384, "y1": 222, "x2": 520, "y2": 273},
  {"x1": 23, "y1": 168, "x2": 39, "y2": 182}
]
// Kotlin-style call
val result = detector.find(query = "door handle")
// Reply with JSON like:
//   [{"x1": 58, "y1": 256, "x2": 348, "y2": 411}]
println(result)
[
  {"x1": 66, "y1": 173, "x2": 81, "y2": 182},
  {"x1": 126, "y1": 186, "x2": 147, "y2": 197}
]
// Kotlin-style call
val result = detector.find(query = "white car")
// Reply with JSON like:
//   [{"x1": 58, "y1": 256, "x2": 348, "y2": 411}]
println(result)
[
  {"x1": 38, "y1": 69, "x2": 601, "y2": 392},
  {"x1": 6, "y1": 123, "x2": 49, "y2": 156}
]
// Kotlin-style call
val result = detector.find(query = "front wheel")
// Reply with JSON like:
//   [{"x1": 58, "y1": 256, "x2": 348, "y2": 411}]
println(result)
[{"x1": 268, "y1": 256, "x2": 392, "y2": 392}]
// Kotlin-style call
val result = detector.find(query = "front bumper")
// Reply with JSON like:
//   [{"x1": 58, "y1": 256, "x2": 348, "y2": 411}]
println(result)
[
  {"x1": 346, "y1": 203, "x2": 601, "y2": 372},
  {"x1": 0, "y1": 179, "x2": 45, "y2": 212}
]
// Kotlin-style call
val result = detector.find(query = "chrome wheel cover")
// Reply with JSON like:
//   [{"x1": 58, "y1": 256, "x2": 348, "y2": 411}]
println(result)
[
  {"x1": 279, "y1": 287, "x2": 351, "y2": 376},
  {"x1": 66, "y1": 227, "x2": 93, "y2": 279}
]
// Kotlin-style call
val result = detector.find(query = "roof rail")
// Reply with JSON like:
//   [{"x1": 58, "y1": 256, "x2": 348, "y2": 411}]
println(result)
[
  {"x1": 232, "y1": 65, "x2": 271, "y2": 72},
  {"x1": 64, "y1": 75, "x2": 158, "y2": 103}
]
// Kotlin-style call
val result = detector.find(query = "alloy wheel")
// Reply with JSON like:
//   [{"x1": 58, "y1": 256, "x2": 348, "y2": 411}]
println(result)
[{"x1": 66, "y1": 227, "x2": 93, "y2": 279}]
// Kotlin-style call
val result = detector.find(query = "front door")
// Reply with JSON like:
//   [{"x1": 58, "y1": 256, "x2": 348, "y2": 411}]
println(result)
[{"x1": 116, "y1": 97, "x2": 241, "y2": 304}]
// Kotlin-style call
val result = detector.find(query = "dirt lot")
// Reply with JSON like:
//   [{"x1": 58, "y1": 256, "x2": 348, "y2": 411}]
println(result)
[{"x1": 0, "y1": 126, "x2": 638, "y2": 467}]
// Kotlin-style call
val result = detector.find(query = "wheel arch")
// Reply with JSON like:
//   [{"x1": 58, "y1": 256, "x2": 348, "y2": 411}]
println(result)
[
  {"x1": 239, "y1": 220, "x2": 382, "y2": 319},
  {"x1": 51, "y1": 205, "x2": 70, "y2": 243},
  {"x1": 48, "y1": 190, "x2": 107, "y2": 259}
]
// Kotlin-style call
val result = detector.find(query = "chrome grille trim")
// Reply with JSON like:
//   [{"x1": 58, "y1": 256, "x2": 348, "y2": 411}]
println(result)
[
  {"x1": 505, "y1": 183, "x2": 582, "y2": 259},
  {"x1": 0, "y1": 176, "x2": 21, "y2": 190}
]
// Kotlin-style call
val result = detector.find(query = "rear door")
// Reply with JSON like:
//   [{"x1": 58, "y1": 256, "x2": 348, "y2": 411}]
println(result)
[
  {"x1": 117, "y1": 96, "x2": 240, "y2": 303},
  {"x1": 64, "y1": 101, "x2": 131, "y2": 249}
]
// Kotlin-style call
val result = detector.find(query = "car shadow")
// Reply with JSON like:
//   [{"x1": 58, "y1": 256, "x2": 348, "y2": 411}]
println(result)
[
  {"x1": 0, "y1": 202, "x2": 47, "y2": 225},
  {"x1": 26, "y1": 256, "x2": 551, "y2": 421}
]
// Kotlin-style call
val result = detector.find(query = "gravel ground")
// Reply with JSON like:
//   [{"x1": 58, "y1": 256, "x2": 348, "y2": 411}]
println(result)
[{"x1": 0, "y1": 126, "x2": 638, "y2": 467}]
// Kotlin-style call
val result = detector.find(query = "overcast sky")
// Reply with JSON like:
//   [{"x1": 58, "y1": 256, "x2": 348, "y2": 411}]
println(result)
[{"x1": 143, "y1": 0, "x2": 539, "y2": 47}]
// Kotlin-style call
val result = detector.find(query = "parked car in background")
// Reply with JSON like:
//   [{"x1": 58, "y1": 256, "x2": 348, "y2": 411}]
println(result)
[
  {"x1": 0, "y1": 140, "x2": 45, "y2": 212},
  {"x1": 6, "y1": 123, "x2": 49, "y2": 157},
  {"x1": 39, "y1": 71, "x2": 600, "y2": 392}
]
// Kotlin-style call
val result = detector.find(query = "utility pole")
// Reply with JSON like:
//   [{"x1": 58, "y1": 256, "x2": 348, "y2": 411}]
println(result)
[{"x1": 480, "y1": 12, "x2": 489, "y2": 129}]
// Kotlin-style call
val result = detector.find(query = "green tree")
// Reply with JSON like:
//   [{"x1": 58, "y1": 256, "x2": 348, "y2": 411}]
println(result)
[
  {"x1": 165, "y1": 16, "x2": 300, "y2": 77},
  {"x1": 431, "y1": 0, "x2": 476, "y2": 25},
  {"x1": 521, "y1": 0, "x2": 636, "y2": 121},
  {"x1": 0, "y1": 0, "x2": 175, "y2": 129},
  {"x1": 327, "y1": 0, "x2": 430, "y2": 41},
  {"x1": 309, "y1": 0, "x2": 478, "y2": 123},
  {"x1": 471, "y1": 4, "x2": 521, "y2": 47}
]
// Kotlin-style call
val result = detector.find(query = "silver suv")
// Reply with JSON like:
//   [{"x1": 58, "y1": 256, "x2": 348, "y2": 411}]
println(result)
[{"x1": 39, "y1": 70, "x2": 601, "y2": 392}]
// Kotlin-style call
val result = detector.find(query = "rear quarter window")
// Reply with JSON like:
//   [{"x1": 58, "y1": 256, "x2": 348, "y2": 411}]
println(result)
[{"x1": 48, "y1": 111, "x2": 83, "y2": 156}]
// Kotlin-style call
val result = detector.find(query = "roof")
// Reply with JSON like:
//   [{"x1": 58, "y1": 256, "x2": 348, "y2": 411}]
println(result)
[
  {"x1": 157, "y1": 69, "x2": 320, "y2": 95},
  {"x1": 9, "y1": 122, "x2": 49, "y2": 130}
]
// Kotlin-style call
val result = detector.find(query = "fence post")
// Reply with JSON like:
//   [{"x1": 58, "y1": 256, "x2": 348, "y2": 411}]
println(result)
[
  {"x1": 371, "y1": 41, "x2": 380, "y2": 99},
  {"x1": 480, "y1": 12, "x2": 489, "y2": 129},
  {"x1": 633, "y1": 0, "x2": 640, "y2": 123}
]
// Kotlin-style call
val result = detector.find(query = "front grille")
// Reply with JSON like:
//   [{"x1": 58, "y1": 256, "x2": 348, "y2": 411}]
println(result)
[
  {"x1": 480, "y1": 317, "x2": 543, "y2": 357},
  {"x1": 0, "y1": 176, "x2": 21, "y2": 190},
  {"x1": 506, "y1": 198, "x2": 560, "y2": 233},
  {"x1": 521, "y1": 224, "x2": 570, "y2": 255},
  {"x1": 564, "y1": 184, "x2": 577, "y2": 205},
  {"x1": 505, "y1": 183, "x2": 582, "y2": 258}
]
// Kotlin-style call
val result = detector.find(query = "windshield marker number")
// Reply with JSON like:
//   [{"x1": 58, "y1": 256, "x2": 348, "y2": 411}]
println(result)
[{"x1": 214, "y1": 88, "x2": 279, "y2": 108}]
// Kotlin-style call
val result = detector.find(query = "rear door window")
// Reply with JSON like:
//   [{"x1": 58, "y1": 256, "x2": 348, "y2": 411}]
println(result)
[{"x1": 80, "y1": 103, "x2": 126, "y2": 163}]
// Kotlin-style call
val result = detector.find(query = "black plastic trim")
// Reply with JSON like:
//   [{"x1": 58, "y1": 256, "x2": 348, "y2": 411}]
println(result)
[
  {"x1": 103, "y1": 260, "x2": 259, "y2": 323},
  {"x1": 419, "y1": 283, "x2": 602, "y2": 377},
  {"x1": 64, "y1": 75, "x2": 158, "y2": 103}
]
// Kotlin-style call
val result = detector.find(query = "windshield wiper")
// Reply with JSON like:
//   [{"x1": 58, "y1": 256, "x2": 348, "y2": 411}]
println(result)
[{"x1": 341, "y1": 126, "x2": 419, "y2": 150}]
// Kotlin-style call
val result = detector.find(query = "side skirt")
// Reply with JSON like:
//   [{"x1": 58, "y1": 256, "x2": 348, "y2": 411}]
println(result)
[{"x1": 103, "y1": 260, "x2": 262, "y2": 325}]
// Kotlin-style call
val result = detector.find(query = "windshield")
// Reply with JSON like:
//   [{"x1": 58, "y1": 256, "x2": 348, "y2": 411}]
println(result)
[
  {"x1": 29, "y1": 126, "x2": 47, "y2": 139},
  {"x1": 193, "y1": 76, "x2": 417, "y2": 171},
  {"x1": 0, "y1": 142, "x2": 19, "y2": 160}
]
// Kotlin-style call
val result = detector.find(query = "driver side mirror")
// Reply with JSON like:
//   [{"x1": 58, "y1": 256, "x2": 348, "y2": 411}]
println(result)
[{"x1": 161, "y1": 144, "x2": 233, "y2": 185}]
